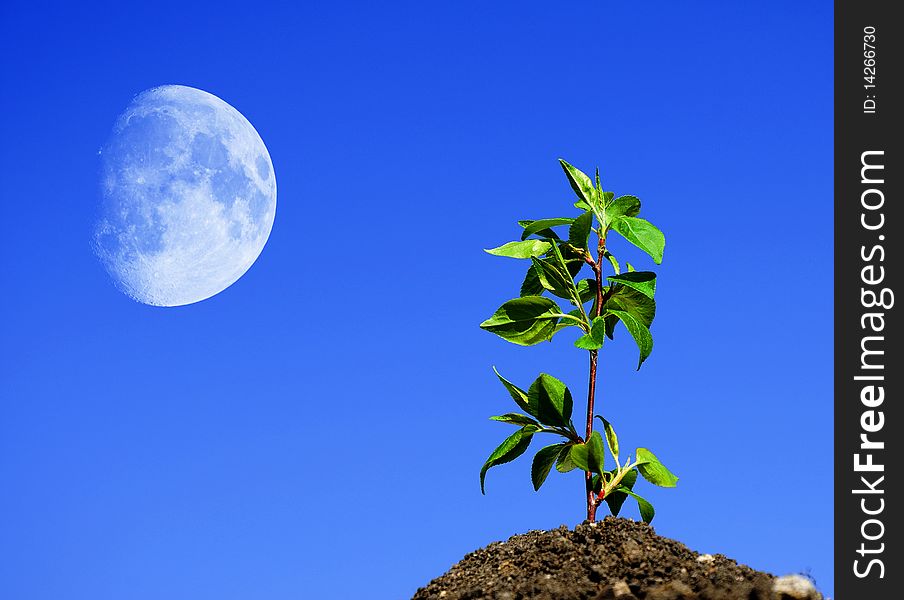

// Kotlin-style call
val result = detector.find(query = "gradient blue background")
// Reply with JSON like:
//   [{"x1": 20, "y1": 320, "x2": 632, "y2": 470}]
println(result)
[{"x1": 0, "y1": 1, "x2": 833, "y2": 598}]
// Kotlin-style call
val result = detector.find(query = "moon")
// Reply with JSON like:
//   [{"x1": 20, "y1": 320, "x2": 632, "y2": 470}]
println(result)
[{"x1": 94, "y1": 85, "x2": 277, "y2": 306}]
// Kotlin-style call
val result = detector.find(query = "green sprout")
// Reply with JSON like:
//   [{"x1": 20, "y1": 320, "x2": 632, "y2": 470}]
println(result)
[{"x1": 479, "y1": 159, "x2": 677, "y2": 523}]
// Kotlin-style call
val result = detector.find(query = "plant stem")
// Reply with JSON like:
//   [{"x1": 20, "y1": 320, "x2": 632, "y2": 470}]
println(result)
[
  {"x1": 556, "y1": 313, "x2": 589, "y2": 326},
  {"x1": 603, "y1": 461, "x2": 641, "y2": 498},
  {"x1": 584, "y1": 237, "x2": 606, "y2": 522},
  {"x1": 585, "y1": 349, "x2": 599, "y2": 522}
]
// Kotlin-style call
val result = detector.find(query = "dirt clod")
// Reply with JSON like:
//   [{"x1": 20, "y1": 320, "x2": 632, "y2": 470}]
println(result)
[{"x1": 412, "y1": 517, "x2": 822, "y2": 600}]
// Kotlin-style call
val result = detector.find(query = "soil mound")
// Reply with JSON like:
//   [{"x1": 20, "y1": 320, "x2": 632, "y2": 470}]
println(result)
[{"x1": 412, "y1": 517, "x2": 821, "y2": 600}]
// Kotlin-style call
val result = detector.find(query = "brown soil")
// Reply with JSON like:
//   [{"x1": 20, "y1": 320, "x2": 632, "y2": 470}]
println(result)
[{"x1": 412, "y1": 517, "x2": 821, "y2": 600}]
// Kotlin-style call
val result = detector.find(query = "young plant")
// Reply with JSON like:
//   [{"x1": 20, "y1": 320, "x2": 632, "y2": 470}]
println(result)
[{"x1": 479, "y1": 159, "x2": 677, "y2": 523}]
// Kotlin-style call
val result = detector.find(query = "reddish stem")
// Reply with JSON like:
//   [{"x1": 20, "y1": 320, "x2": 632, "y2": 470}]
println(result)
[
  {"x1": 585, "y1": 349, "x2": 599, "y2": 521},
  {"x1": 584, "y1": 239, "x2": 606, "y2": 522}
]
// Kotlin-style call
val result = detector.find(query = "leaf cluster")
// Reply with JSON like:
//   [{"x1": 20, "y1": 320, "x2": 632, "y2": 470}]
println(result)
[
  {"x1": 480, "y1": 159, "x2": 665, "y2": 369},
  {"x1": 480, "y1": 370, "x2": 677, "y2": 522}
]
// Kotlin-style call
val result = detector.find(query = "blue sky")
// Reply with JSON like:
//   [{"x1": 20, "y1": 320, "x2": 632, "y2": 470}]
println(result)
[{"x1": 0, "y1": 2, "x2": 833, "y2": 598}]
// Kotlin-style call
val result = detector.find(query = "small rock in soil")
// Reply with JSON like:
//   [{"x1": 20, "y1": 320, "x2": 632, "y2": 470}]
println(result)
[
  {"x1": 412, "y1": 517, "x2": 823, "y2": 600},
  {"x1": 772, "y1": 575, "x2": 820, "y2": 600}
]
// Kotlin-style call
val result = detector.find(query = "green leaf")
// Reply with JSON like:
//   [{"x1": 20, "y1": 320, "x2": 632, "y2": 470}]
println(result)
[
  {"x1": 530, "y1": 258, "x2": 574, "y2": 301},
  {"x1": 635, "y1": 448, "x2": 678, "y2": 487},
  {"x1": 595, "y1": 416, "x2": 619, "y2": 461},
  {"x1": 604, "y1": 469, "x2": 637, "y2": 517},
  {"x1": 480, "y1": 297, "x2": 561, "y2": 346},
  {"x1": 492, "y1": 367, "x2": 535, "y2": 416},
  {"x1": 576, "y1": 315, "x2": 607, "y2": 350},
  {"x1": 606, "y1": 195, "x2": 641, "y2": 224},
  {"x1": 611, "y1": 216, "x2": 665, "y2": 264},
  {"x1": 555, "y1": 443, "x2": 580, "y2": 472},
  {"x1": 490, "y1": 413, "x2": 540, "y2": 427},
  {"x1": 622, "y1": 487, "x2": 655, "y2": 523},
  {"x1": 591, "y1": 473, "x2": 604, "y2": 494},
  {"x1": 527, "y1": 373, "x2": 573, "y2": 427},
  {"x1": 518, "y1": 220, "x2": 561, "y2": 240},
  {"x1": 589, "y1": 316, "x2": 608, "y2": 343},
  {"x1": 485, "y1": 240, "x2": 552, "y2": 259},
  {"x1": 559, "y1": 159, "x2": 596, "y2": 208},
  {"x1": 568, "y1": 211, "x2": 593, "y2": 250},
  {"x1": 531, "y1": 443, "x2": 566, "y2": 490},
  {"x1": 608, "y1": 309, "x2": 654, "y2": 369},
  {"x1": 480, "y1": 427, "x2": 535, "y2": 494},
  {"x1": 574, "y1": 334, "x2": 603, "y2": 350},
  {"x1": 603, "y1": 314, "x2": 618, "y2": 340},
  {"x1": 520, "y1": 218, "x2": 574, "y2": 240},
  {"x1": 604, "y1": 252, "x2": 620, "y2": 275},
  {"x1": 575, "y1": 278, "x2": 597, "y2": 303},
  {"x1": 587, "y1": 431, "x2": 605, "y2": 474},
  {"x1": 607, "y1": 272, "x2": 657, "y2": 299},
  {"x1": 605, "y1": 286, "x2": 656, "y2": 328},
  {"x1": 602, "y1": 285, "x2": 654, "y2": 344},
  {"x1": 520, "y1": 265, "x2": 544, "y2": 297},
  {"x1": 567, "y1": 442, "x2": 590, "y2": 471}
]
